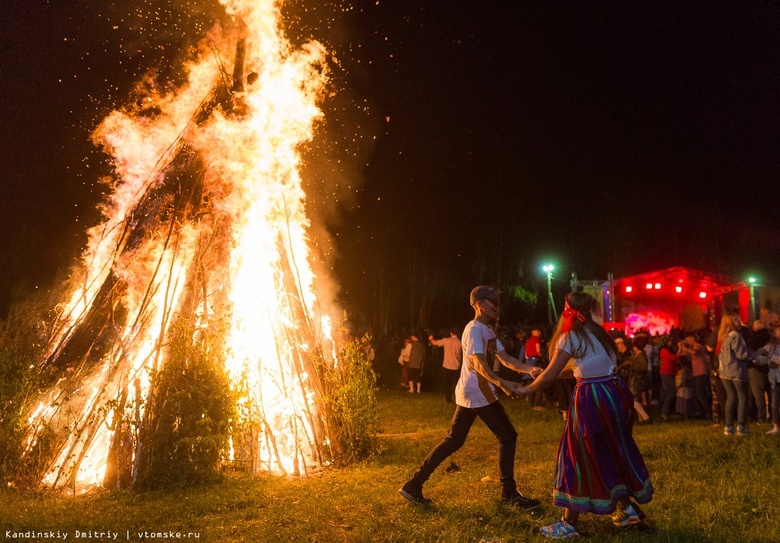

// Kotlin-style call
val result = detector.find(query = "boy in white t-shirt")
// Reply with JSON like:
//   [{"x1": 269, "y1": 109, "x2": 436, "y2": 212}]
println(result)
[{"x1": 399, "y1": 285, "x2": 542, "y2": 510}]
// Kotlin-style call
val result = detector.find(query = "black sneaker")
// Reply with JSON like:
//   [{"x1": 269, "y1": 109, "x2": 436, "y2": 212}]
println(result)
[
  {"x1": 502, "y1": 490, "x2": 541, "y2": 511},
  {"x1": 399, "y1": 481, "x2": 432, "y2": 505}
]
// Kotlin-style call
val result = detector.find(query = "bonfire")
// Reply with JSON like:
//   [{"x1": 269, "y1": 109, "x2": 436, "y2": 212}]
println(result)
[{"x1": 20, "y1": 0, "x2": 346, "y2": 493}]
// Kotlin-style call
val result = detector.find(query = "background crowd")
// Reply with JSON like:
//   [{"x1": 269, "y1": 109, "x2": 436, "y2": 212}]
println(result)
[{"x1": 370, "y1": 306, "x2": 780, "y2": 435}]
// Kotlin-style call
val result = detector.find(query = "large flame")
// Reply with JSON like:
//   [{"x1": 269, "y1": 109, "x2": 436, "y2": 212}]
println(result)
[{"x1": 22, "y1": 0, "x2": 338, "y2": 492}]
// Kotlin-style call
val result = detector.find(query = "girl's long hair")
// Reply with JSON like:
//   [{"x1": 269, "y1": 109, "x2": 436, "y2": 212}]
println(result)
[
  {"x1": 547, "y1": 291, "x2": 618, "y2": 360},
  {"x1": 717, "y1": 311, "x2": 741, "y2": 347}
]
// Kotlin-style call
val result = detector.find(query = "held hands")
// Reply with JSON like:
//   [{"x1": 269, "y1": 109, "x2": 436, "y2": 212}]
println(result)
[
  {"x1": 502, "y1": 367, "x2": 541, "y2": 398},
  {"x1": 501, "y1": 380, "x2": 523, "y2": 399},
  {"x1": 514, "y1": 383, "x2": 529, "y2": 396},
  {"x1": 501, "y1": 380, "x2": 531, "y2": 399}
]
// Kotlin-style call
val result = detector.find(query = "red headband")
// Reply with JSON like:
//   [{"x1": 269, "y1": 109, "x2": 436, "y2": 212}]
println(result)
[{"x1": 561, "y1": 302, "x2": 587, "y2": 333}]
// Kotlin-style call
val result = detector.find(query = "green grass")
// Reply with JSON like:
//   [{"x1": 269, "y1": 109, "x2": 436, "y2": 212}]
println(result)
[{"x1": 2, "y1": 388, "x2": 779, "y2": 542}]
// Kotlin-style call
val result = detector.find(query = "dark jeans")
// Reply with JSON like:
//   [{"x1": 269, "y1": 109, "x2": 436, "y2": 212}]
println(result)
[
  {"x1": 651, "y1": 367, "x2": 662, "y2": 403},
  {"x1": 770, "y1": 378, "x2": 780, "y2": 425},
  {"x1": 721, "y1": 378, "x2": 748, "y2": 427},
  {"x1": 410, "y1": 401, "x2": 518, "y2": 495},
  {"x1": 443, "y1": 368, "x2": 460, "y2": 403},
  {"x1": 712, "y1": 375, "x2": 727, "y2": 423},
  {"x1": 748, "y1": 368, "x2": 769, "y2": 422},
  {"x1": 692, "y1": 374, "x2": 712, "y2": 420},
  {"x1": 661, "y1": 374, "x2": 677, "y2": 418}
]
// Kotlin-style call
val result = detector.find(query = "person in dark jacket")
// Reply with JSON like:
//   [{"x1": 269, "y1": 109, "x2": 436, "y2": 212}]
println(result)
[
  {"x1": 407, "y1": 332, "x2": 425, "y2": 393},
  {"x1": 747, "y1": 320, "x2": 771, "y2": 423}
]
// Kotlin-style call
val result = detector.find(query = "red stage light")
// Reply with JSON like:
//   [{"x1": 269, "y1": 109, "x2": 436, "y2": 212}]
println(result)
[
  {"x1": 699, "y1": 291, "x2": 707, "y2": 299},
  {"x1": 645, "y1": 283, "x2": 653, "y2": 290},
  {"x1": 654, "y1": 283, "x2": 661, "y2": 289},
  {"x1": 675, "y1": 286, "x2": 683, "y2": 293},
  {"x1": 625, "y1": 286, "x2": 633, "y2": 293}
]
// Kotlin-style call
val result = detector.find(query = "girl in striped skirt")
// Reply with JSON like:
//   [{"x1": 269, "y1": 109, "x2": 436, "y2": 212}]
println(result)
[{"x1": 517, "y1": 292, "x2": 653, "y2": 539}]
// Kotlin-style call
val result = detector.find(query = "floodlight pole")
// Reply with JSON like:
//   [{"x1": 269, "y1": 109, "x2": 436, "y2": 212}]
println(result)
[
  {"x1": 544, "y1": 265, "x2": 557, "y2": 324},
  {"x1": 749, "y1": 277, "x2": 757, "y2": 322}
]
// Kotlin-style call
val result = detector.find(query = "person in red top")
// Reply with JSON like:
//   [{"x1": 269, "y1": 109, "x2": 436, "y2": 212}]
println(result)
[
  {"x1": 659, "y1": 336, "x2": 680, "y2": 422},
  {"x1": 524, "y1": 328, "x2": 545, "y2": 410},
  {"x1": 525, "y1": 329, "x2": 542, "y2": 358}
]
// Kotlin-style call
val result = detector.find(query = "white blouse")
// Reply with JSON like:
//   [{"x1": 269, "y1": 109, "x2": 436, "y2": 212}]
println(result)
[{"x1": 557, "y1": 329, "x2": 617, "y2": 379}]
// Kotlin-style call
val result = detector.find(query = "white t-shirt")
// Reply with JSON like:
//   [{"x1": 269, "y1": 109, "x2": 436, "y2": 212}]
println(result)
[
  {"x1": 556, "y1": 329, "x2": 617, "y2": 379},
  {"x1": 432, "y1": 336, "x2": 463, "y2": 370},
  {"x1": 456, "y1": 320, "x2": 504, "y2": 408}
]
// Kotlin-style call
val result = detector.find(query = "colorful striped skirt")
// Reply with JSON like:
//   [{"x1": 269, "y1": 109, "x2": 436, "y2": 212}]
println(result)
[{"x1": 552, "y1": 375, "x2": 654, "y2": 514}]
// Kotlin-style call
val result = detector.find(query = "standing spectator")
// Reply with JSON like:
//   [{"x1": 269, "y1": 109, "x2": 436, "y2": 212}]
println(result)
[
  {"x1": 678, "y1": 332, "x2": 711, "y2": 421},
  {"x1": 618, "y1": 339, "x2": 651, "y2": 423},
  {"x1": 760, "y1": 306, "x2": 780, "y2": 328},
  {"x1": 517, "y1": 292, "x2": 653, "y2": 539},
  {"x1": 399, "y1": 286, "x2": 542, "y2": 508},
  {"x1": 648, "y1": 335, "x2": 664, "y2": 405},
  {"x1": 659, "y1": 336, "x2": 679, "y2": 422},
  {"x1": 407, "y1": 333, "x2": 425, "y2": 394},
  {"x1": 675, "y1": 351, "x2": 696, "y2": 419},
  {"x1": 718, "y1": 312, "x2": 753, "y2": 436},
  {"x1": 398, "y1": 337, "x2": 411, "y2": 388},
  {"x1": 514, "y1": 328, "x2": 528, "y2": 359},
  {"x1": 524, "y1": 328, "x2": 542, "y2": 362},
  {"x1": 756, "y1": 325, "x2": 780, "y2": 435},
  {"x1": 429, "y1": 327, "x2": 463, "y2": 403},
  {"x1": 511, "y1": 328, "x2": 528, "y2": 380},
  {"x1": 706, "y1": 326, "x2": 727, "y2": 425},
  {"x1": 525, "y1": 328, "x2": 546, "y2": 410},
  {"x1": 635, "y1": 332, "x2": 655, "y2": 406},
  {"x1": 748, "y1": 320, "x2": 771, "y2": 423},
  {"x1": 614, "y1": 337, "x2": 631, "y2": 380}
]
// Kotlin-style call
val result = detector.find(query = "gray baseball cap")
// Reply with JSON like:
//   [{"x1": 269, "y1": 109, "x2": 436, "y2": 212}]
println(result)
[{"x1": 469, "y1": 285, "x2": 502, "y2": 305}]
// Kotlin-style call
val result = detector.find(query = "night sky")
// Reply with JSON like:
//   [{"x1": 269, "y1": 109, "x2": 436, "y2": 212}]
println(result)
[{"x1": 2, "y1": 1, "x2": 780, "y2": 327}]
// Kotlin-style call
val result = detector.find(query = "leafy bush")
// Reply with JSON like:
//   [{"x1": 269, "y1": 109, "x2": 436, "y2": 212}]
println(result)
[
  {"x1": 133, "y1": 320, "x2": 237, "y2": 489},
  {"x1": 320, "y1": 336, "x2": 378, "y2": 464},
  {"x1": 0, "y1": 309, "x2": 46, "y2": 486}
]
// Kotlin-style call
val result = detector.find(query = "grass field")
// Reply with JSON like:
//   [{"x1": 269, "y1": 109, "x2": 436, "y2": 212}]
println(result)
[{"x1": 2, "y1": 386, "x2": 779, "y2": 542}]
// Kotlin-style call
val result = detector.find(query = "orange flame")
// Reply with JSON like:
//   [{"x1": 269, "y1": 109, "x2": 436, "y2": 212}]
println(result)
[{"x1": 23, "y1": 0, "x2": 339, "y2": 492}]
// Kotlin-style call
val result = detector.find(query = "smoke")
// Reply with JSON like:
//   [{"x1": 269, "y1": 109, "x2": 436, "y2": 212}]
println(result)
[{"x1": 279, "y1": 1, "x2": 382, "y2": 302}]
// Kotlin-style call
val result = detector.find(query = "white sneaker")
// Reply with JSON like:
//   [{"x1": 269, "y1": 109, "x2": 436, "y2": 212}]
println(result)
[
  {"x1": 612, "y1": 505, "x2": 642, "y2": 527},
  {"x1": 540, "y1": 519, "x2": 579, "y2": 539}
]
